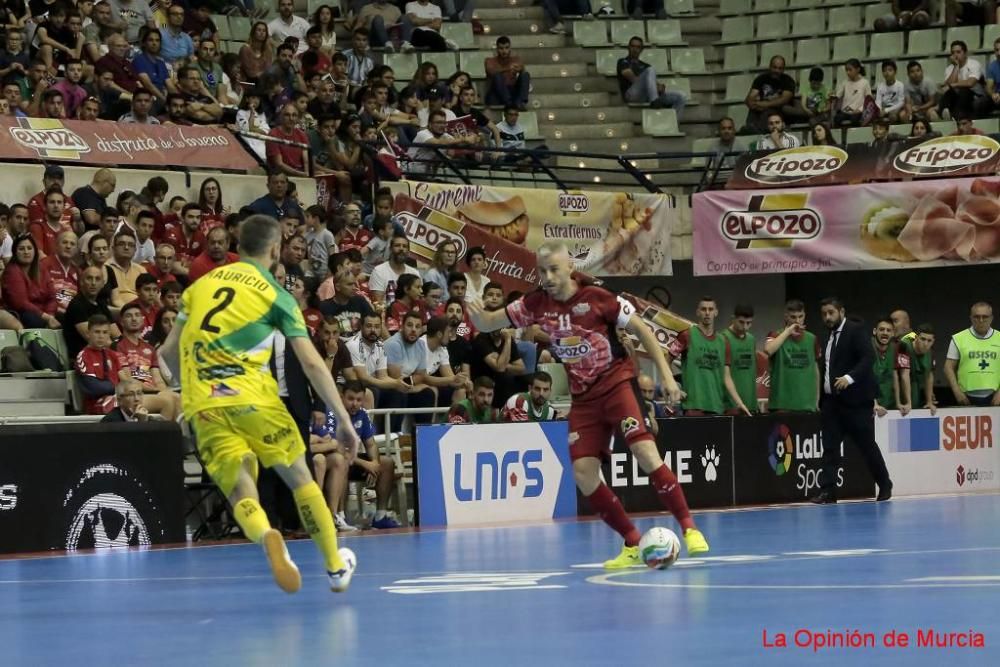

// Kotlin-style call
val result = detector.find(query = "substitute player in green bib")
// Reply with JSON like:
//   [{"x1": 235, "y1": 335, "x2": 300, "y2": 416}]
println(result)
[
  {"x1": 721, "y1": 304, "x2": 757, "y2": 415},
  {"x1": 765, "y1": 299, "x2": 821, "y2": 412},
  {"x1": 898, "y1": 323, "x2": 936, "y2": 414},
  {"x1": 668, "y1": 297, "x2": 751, "y2": 416},
  {"x1": 161, "y1": 215, "x2": 361, "y2": 595},
  {"x1": 871, "y1": 317, "x2": 901, "y2": 416}
]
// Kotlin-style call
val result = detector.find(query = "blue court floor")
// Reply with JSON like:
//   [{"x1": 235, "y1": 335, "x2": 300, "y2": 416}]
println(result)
[{"x1": 2, "y1": 493, "x2": 999, "y2": 666}]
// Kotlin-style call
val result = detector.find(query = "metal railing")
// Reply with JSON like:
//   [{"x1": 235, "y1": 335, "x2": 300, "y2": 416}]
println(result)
[{"x1": 389, "y1": 142, "x2": 742, "y2": 193}]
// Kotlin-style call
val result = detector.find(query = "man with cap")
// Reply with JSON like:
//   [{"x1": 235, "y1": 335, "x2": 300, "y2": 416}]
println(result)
[{"x1": 27, "y1": 165, "x2": 79, "y2": 230}]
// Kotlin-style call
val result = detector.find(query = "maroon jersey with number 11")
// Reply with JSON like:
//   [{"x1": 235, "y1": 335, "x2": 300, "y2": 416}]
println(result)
[{"x1": 506, "y1": 283, "x2": 636, "y2": 398}]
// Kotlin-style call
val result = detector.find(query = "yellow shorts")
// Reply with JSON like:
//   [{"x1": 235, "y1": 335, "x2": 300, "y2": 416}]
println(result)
[{"x1": 191, "y1": 404, "x2": 305, "y2": 496}]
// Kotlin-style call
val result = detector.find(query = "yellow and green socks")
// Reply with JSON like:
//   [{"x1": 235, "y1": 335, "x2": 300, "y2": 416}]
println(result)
[
  {"x1": 233, "y1": 497, "x2": 271, "y2": 543},
  {"x1": 293, "y1": 482, "x2": 345, "y2": 572}
]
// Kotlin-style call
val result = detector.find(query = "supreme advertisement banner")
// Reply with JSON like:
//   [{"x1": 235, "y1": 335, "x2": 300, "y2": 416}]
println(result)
[
  {"x1": 0, "y1": 116, "x2": 260, "y2": 171},
  {"x1": 875, "y1": 408, "x2": 1000, "y2": 496},
  {"x1": 726, "y1": 135, "x2": 1000, "y2": 190},
  {"x1": 393, "y1": 193, "x2": 541, "y2": 295},
  {"x1": 577, "y1": 418, "x2": 735, "y2": 515},
  {"x1": 387, "y1": 181, "x2": 674, "y2": 276},
  {"x1": 692, "y1": 175, "x2": 1000, "y2": 276},
  {"x1": 732, "y1": 414, "x2": 875, "y2": 504}
]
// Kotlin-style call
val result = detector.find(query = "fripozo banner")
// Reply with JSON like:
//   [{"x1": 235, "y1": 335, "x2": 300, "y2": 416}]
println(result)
[
  {"x1": 0, "y1": 116, "x2": 260, "y2": 171},
  {"x1": 727, "y1": 135, "x2": 1000, "y2": 189},
  {"x1": 692, "y1": 175, "x2": 1000, "y2": 276},
  {"x1": 386, "y1": 181, "x2": 674, "y2": 276}
]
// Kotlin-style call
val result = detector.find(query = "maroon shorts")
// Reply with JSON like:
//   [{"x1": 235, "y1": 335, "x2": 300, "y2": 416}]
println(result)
[{"x1": 568, "y1": 380, "x2": 652, "y2": 461}]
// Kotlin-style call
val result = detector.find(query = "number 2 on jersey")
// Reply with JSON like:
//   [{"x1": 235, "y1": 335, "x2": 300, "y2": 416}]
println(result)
[{"x1": 200, "y1": 287, "x2": 237, "y2": 333}]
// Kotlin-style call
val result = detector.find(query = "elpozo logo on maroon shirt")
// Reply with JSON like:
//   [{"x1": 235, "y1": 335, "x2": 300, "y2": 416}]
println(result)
[
  {"x1": 744, "y1": 145, "x2": 848, "y2": 185},
  {"x1": 893, "y1": 134, "x2": 1000, "y2": 175}
]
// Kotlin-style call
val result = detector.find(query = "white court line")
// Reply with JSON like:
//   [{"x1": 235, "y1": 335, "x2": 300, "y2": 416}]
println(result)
[
  {"x1": 586, "y1": 570, "x2": 1000, "y2": 591},
  {"x1": 908, "y1": 576, "x2": 1000, "y2": 582},
  {"x1": 3, "y1": 490, "x2": 997, "y2": 565}
]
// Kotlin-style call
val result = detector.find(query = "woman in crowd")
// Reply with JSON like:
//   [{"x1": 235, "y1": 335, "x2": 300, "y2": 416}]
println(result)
[
  {"x1": 83, "y1": 235, "x2": 118, "y2": 301},
  {"x1": 422, "y1": 240, "x2": 458, "y2": 292},
  {"x1": 394, "y1": 85, "x2": 423, "y2": 144},
  {"x1": 290, "y1": 275, "x2": 323, "y2": 336},
  {"x1": 235, "y1": 88, "x2": 271, "y2": 161},
  {"x1": 311, "y1": 4, "x2": 338, "y2": 55},
  {"x1": 444, "y1": 71, "x2": 471, "y2": 110},
  {"x1": 387, "y1": 273, "x2": 424, "y2": 334},
  {"x1": 910, "y1": 118, "x2": 938, "y2": 139},
  {"x1": 332, "y1": 113, "x2": 370, "y2": 193},
  {"x1": 198, "y1": 177, "x2": 229, "y2": 234},
  {"x1": 810, "y1": 122, "x2": 838, "y2": 146},
  {"x1": 221, "y1": 53, "x2": 246, "y2": 108},
  {"x1": 1, "y1": 234, "x2": 60, "y2": 328},
  {"x1": 239, "y1": 21, "x2": 273, "y2": 81},
  {"x1": 411, "y1": 62, "x2": 439, "y2": 100},
  {"x1": 147, "y1": 306, "x2": 179, "y2": 389}
]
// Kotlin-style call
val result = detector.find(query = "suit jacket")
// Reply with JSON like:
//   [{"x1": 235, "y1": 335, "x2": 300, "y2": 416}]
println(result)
[
  {"x1": 100, "y1": 408, "x2": 134, "y2": 423},
  {"x1": 822, "y1": 318, "x2": 877, "y2": 407},
  {"x1": 270, "y1": 336, "x2": 324, "y2": 428}
]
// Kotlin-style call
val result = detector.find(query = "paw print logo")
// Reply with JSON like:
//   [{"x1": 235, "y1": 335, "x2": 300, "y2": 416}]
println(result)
[{"x1": 701, "y1": 446, "x2": 721, "y2": 482}]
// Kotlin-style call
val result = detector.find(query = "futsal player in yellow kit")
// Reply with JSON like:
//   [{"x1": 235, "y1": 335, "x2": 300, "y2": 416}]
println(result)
[{"x1": 161, "y1": 214, "x2": 360, "y2": 594}]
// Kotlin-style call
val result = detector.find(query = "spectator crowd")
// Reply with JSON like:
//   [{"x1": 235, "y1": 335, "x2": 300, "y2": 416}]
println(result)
[{"x1": 0, "y1": 0, "x2": 541, "y2": 196}]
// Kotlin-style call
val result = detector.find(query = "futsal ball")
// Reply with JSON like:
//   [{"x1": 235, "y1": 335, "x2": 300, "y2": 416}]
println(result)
[{"x1": 638, "y1": 527, "x2": 681, "y2": 570}]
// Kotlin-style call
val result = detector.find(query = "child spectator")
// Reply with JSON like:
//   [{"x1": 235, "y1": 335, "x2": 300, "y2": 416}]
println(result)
[
  {"x1": 876, "y1": 60, "x2": 906, "y2": 122},
  {"x1": 800, "y1": 67, "x2": 830, "y2": 124},
  {"x1": 362, "y1": 217, "x2": 393, "y2": 276},
  {"x1": 831, "y1": 58, "x2": 873, "y2": 125},
  {"x1": 902, "y1": 60, "x2": 940, "y2": 122}
]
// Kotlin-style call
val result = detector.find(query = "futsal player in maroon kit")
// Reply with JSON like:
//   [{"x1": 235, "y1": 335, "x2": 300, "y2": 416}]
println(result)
[{"x1": 468, "y1": 241, "x2": 709, "y2": 567}]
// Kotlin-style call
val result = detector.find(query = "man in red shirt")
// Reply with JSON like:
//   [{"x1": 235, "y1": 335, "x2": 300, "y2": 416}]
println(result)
[
  {"x1": 95, "y1": 33, "x2": 139, "y2": 94},
  {"x1": 188, "y1": 226, "x2": 238, "y2": 282},
  {"x1": 27, "y1": 165, "x2": 78, "y2": 229},
  {"x1": 75, "y1": 314, "x2": 125, "y2": 415},
  {"x1": 113, "y1": 302, "x2": 180, "y2": 420},
  {"x1": 338, "y1": 203, "x2": 372, "y2": 252},
  {"x1": 163, "y1": 202, "x2": 206, "y2": 278},
  {"x1": 267, "y1": 103, "x2": 310, "y2": 177},
  {"x1": 29, "y1": 187, "x2": 75, "y2": 257},
  {"x1": 130, "y1": 273, "x2": 161, "y2": 337},
  {"x1": 144, "y1": 243, "x2": 179, "y2": 286},
  {"x1": 468, "y1": 241, "x2": 710, "y2": 567},
  {"x1": 39, "y1": 229, "x2": 79, "y2": 314}
]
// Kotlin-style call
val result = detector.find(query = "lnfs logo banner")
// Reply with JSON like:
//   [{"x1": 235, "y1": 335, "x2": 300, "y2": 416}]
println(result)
[{"x1": 416, "y1": 422, "x2": 576, "y2": 526}]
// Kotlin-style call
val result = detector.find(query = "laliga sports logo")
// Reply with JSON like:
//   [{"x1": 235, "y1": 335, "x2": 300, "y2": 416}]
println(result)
[
  {"x1": 9, "y1": 117, "x2": 91, "y2": 159},
  {"x1": 894, "y1": 135, "x2": 1000, "y2": 175},
  {"x1": 558, "y1": 192, "x2": 590, "y2": 214},
  {"x1": 721, "y1": 193, "x2": 821, "y2": 249},
  {"x1": 744, "y1": 145, "x2": 847, "y2": 184},
  {"x1": 768, "y1": 424, "x2": 794, "y2": 476}
]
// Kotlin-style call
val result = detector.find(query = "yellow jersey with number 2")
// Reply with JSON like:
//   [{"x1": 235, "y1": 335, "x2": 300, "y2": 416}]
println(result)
[{"x1": 178, "y1": 259, "x2": 308, "y2": 416}]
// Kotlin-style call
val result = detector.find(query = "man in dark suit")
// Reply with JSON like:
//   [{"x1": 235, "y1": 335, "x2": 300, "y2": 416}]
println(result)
[
  {"x1": 811, "y1": 297, "x2": 893, "y2": 504},
  {"x1": 100, "y1": 380, "x2": 149, "y2": 423}
]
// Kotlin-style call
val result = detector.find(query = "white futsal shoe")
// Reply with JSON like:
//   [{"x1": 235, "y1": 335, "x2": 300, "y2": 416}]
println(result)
[{"x1": 328, "y1": 547, "x2": 357, "y2": 593}]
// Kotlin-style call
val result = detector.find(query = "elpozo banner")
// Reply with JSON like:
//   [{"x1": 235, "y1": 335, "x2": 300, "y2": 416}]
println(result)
[
  {"x1": 692, "y1": 174, "x2": 1000, "y2": 276},
  {"x1": 0, "y1": 116, "x2": 260, "y2": 171},
  {"x1": 726, "y1": 134, "x2": 1000, "y2": 189},
  {"x1": 387, "y1": 181, "x2": 674, "y2": 276}
]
